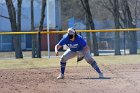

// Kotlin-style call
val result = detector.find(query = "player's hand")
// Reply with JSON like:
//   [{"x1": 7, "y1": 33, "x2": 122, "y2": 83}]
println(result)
[
  {"x1": 55, "y1": 51, "x2": 59, "y2": 56},
  {"x1": 55, "y1": 45, "x2": 61, "y2": 56}
]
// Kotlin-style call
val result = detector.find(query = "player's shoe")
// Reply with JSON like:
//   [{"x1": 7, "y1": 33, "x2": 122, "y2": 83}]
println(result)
[
  {"x1": 57, "y1": 74, "x2": 64, "y2": 79},
  {"x1": 99, "y1": 73, "x2": 104, "y2": 79}
]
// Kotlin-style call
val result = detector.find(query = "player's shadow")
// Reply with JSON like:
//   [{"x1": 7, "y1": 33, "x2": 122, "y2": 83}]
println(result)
[{"x1": 80, "y1": 77, "x2": 111, "y2": 80}]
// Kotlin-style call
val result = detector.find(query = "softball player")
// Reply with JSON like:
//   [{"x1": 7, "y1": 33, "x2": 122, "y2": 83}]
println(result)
[{"x1": 55, "y1": 28, "x2": 104, "y2": 79}]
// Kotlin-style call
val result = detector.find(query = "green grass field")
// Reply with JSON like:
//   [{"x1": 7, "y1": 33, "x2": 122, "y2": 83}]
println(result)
[{"x1": 0, "y1": 55, "x2": 139, "y2": 69}]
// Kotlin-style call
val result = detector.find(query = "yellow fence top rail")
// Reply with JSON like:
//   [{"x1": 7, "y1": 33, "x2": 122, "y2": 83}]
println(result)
[{"x1": 0, "y1": 28, "x2": 140, "y2": 35}]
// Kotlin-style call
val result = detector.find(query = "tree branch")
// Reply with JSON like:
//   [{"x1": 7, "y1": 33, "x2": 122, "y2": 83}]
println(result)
[
  {"x1": 109, "y1": 0, "x2": 114, "y2": 7},
  {"x1": 101, "y1": 3, "x2": 113, "y2": 14},
  {"x1": 0, "y1": 15, "x2": 10, "y2": 19},
  {"x1": 80, "y1": 0, "x2": 87, "y2": 12}
]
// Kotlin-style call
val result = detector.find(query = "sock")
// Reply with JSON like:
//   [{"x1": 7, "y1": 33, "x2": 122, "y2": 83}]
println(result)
[
  {"x1": 91, "y1": 61, "x2": 102, "y2": 74},
  {"x1": 60, "y1": 62, "x2": 66, "y2": 75}
]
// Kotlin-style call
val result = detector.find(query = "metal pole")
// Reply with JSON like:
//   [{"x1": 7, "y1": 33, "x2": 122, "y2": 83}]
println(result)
[
  {"x1": 47, "y1": 0, "x2": 50, "y2": 58},
  {"x1": 124, "y1": 31, "x2": 126, "y2": 55}
]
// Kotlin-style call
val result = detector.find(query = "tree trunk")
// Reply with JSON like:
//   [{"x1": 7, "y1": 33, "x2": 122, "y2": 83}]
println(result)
[
  {"x1": 113, "y1": 0, "x2": 121, "y2": 55},
  {"x1": 5, "y1": 0, "x2": 23, "y2": 58},
  {"x1": 125, "y1": 0, "x2": 137, "y2": 54},
  {"x1": 31, "y1": 0, "x2": 37, "y2": 58},
  {"x1": 17, "y1": 0, "x2": 23, "y2": 58},
  {"x1": 85, "y1": 14, "x2": 92, "y2": 52},
  {"x1": 36, "y1": 0, "x2": 46, "y2": 58},
  {"x1": 80, "y1": 0, "x2": 99, "y2": 56}
]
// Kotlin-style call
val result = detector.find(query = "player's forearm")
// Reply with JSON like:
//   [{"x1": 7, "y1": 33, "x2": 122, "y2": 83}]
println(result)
[
  {"x1": 55, "y1": 44, "x2": 62, "y2": 52},
  {"x1": 55, "y1": 45, "x2": 58, "y2": 53}
]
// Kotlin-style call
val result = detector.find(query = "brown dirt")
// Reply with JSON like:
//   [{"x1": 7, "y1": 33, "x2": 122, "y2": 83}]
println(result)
[{"x1": 0, "y1": 64, "x2": 140, "y2": 93}]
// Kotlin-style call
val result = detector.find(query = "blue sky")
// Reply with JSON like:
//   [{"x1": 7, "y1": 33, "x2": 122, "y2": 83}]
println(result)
[
  {"x1": 0, "y1": 0, "x2": 42, "y2": 7},
  {"x1": 0, "y1": 0, "x2": 5, "y2": 3},
  {"x1": 0, "y1": 0, "x2": 47, "y2": 31}
]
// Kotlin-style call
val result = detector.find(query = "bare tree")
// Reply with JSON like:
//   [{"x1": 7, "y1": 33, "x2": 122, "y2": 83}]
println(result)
[
  {"x1": 99, "y1": 0, "x2": 121, "y2": 55},
  {"x1": 120, "y1": 0, "x2": 137, "y2": 54},
  {"x1": 100, "y1": 0, "x2": 138, "y2": 54},
  {"x1": 36, "y1": 0, "x2": 46, "y2": 58},
  {"x1": 5, "y1": 0, "x2": 23, "y2": 58},
  {"x1": 80, "y1": 0, "x2": 99, "y2": 56}
]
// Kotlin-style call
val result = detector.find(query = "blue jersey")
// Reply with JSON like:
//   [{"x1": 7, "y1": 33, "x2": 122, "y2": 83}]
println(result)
[{"x1": 58, "y1": 34, "x2": 87, "y2": 52}]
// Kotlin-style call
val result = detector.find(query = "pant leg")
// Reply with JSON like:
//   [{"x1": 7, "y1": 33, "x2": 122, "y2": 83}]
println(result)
[
  {"x1": 82, "y1": 50, "x2": 102, "y2": 74},
  {"x1": 60, "y1": 49, "x2": 77, "y2": 62},
  {"x1": 59, "y1": 49, "x2": 77, "y2": 75},
  {"x1": 82, "y1": 50, "x2": 95, "y2": 64}
]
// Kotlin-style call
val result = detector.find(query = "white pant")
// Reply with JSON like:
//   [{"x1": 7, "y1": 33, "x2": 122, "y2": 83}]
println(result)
[{"x1": 60, "y1": 49, "x2": 95, "y2": 64}]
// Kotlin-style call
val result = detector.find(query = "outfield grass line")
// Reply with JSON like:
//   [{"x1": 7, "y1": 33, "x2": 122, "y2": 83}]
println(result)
[{"x1": 0, "y1": 55, "x2": 139, "y2": 70}]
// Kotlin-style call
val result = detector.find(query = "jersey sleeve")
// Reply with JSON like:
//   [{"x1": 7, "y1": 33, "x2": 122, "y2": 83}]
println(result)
[
  {"x1": 57, "y1": 37, "x2": 66, "y2": 46},
  {"x1": 79, "y1": 36, "x2": 87, "y2": 48}
]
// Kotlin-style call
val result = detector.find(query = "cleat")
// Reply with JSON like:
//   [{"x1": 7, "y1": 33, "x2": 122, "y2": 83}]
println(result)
[
  {"x1": 99, "y1": 73, "x2": 104, "y2": 79},
  {"x1": 57, "y1": 74, "x2": 64, "y2": 79}
]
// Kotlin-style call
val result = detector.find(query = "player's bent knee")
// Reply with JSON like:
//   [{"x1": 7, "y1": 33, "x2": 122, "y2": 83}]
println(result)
[
  {"x1": 60, "y1": 55, "x2": 68, "y2": 62},
  {"x1": 86, "y1": 59, "x2": 93, "y2": 64},
  {"x1": 84, "y1": 56, "x2": 94, "y2": 64},
  {"x1": 84, "y1": 53, "x2": 94, "y2": 64}
]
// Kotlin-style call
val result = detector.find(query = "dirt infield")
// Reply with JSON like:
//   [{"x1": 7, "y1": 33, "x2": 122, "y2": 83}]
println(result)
[{"x1": 0, "y1": 64, "x2": 140, "y2": 93}]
